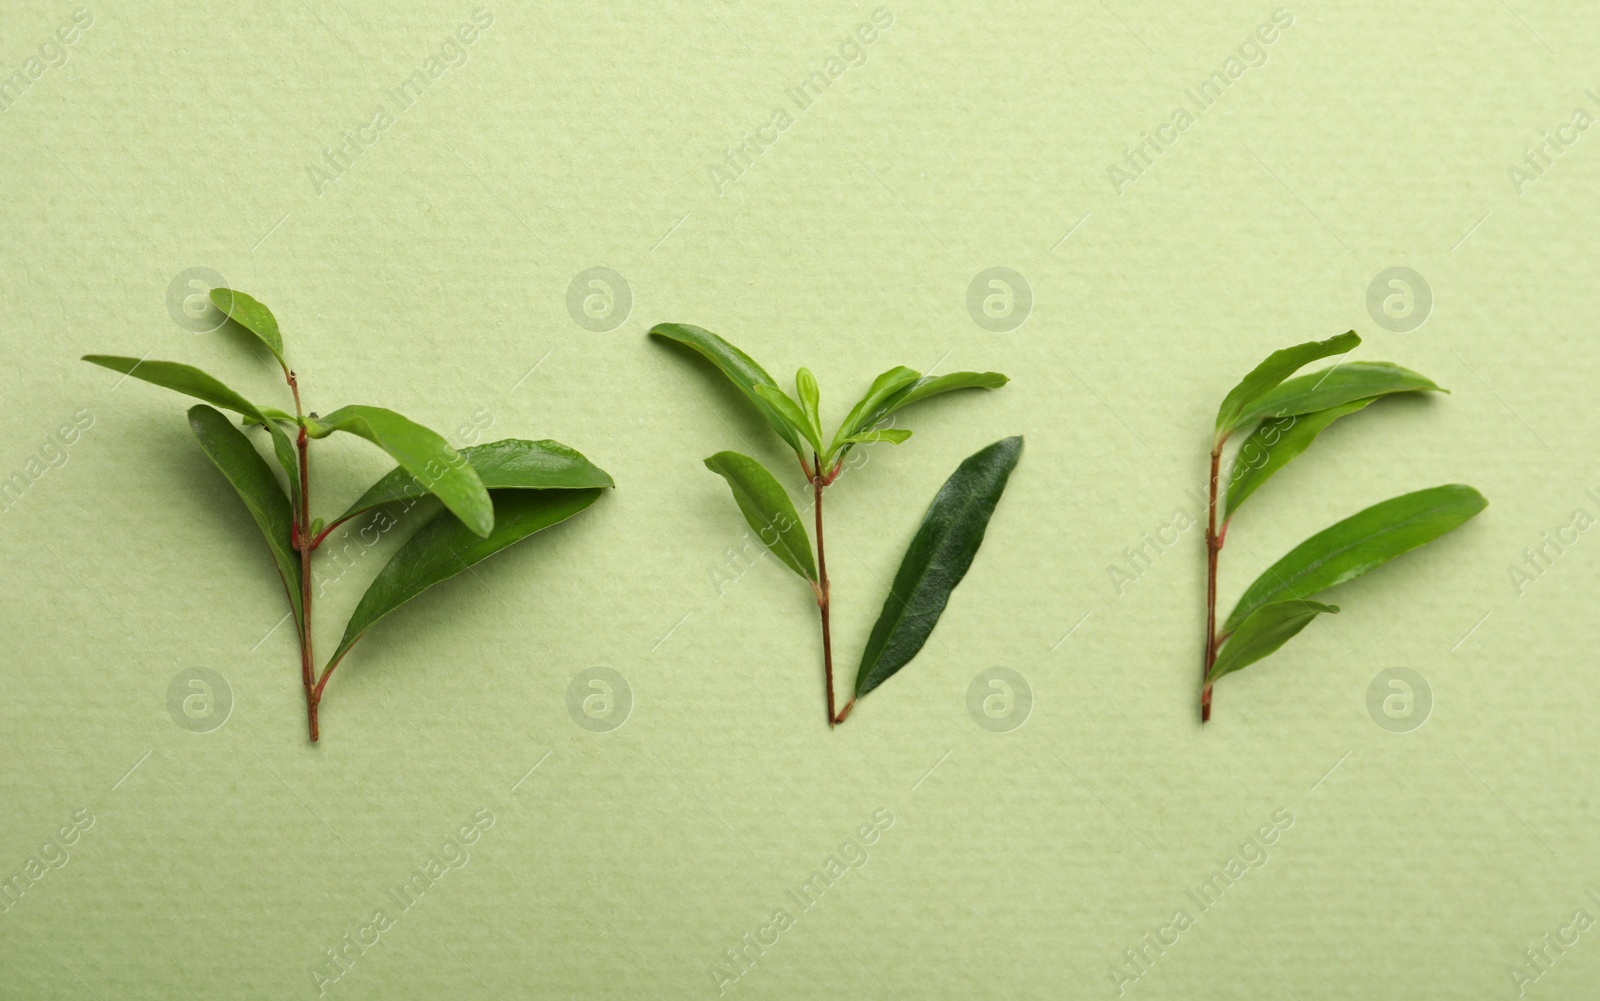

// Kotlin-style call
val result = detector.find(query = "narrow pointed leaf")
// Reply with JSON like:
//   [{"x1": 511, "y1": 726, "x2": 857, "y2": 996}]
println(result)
[
  {"x1": 877, "y1": 371, "x2": 1008, "y2": 418},
  {"x1": 186, "y1": 404, "x2": 302, "y2": 626},
  {"x1": 1215, "y1": 331, "x2": 1359, "y2": 436},
  {"x1": 854, "y1": 436, "x2": 1022, "y2": 700},
  {"x1": 796, "y1": 368, "x2": 823, "y2": 447},
  {"x1": 1223, "y1": 484, "x2": 1488, "y2": 634},
  {"x1": 1223, "y1": 398, "x2": 1375, "y2": 520},
  {"x1": 83, "y1": 354, "x2": 300, "y2": 505},
  {"x1": 312, "y1": 405, "x2": 493, "y2": 538},
  {"x1": 1209, "y1": 599, "x2": 1338, "y2": 682},
  {"x1": 326, "y1": 488, "x2": 603, "y2": 670},
  {"x1": 830, "y1": 366, "x2": 921, "y2": 451},
  {"x1": 332, "y1": 439, "x2": 613, "y2": 527},
  {"x1": 838, "y1": 429, "x2": 913, "y2": 446},
  {"x1": 1233, "y1": 361, "x2": 1442, "y2": 431},
  {"x1": 649, "y1": 322, "x2": 805, "y2": 454},
  {"x1": 703, "y1": 451, "x2": 816, "y2": 582},
  {"x1": 754, "y1": 385, "x2": 823, "y2": 456},
  {"x1": 210, "y1": 288, "x2": 285, "y2": 369}
]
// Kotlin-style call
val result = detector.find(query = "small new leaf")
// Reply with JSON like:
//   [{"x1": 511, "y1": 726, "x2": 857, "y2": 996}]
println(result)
[{"x1": 703, "y1": 451, "x2": 816, "y2": 582}]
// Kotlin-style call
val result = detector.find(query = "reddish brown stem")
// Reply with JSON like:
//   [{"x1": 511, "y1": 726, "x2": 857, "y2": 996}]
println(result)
[
  {"x1": 1202, "y1": 441, "x2": 1222, "y2": 723},
  {"x1": 289, "y1": 372, "x2": 319, "y2": 743},
  {"x1": 813, "y1": 466, "x2": 835, "y2": 729}
]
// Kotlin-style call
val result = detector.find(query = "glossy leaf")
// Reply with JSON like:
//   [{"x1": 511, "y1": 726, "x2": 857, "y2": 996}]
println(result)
[
  {"x1": 210, "y1": 288, "x2": 285, "y2": 369},
  {"x1": 312, "y1": 405, "x2": 493, "y2": 538},
  {"x1": 1223, "y1": 398, "x2": 1375, "y2": 520},
  {"x1": 754, "y1": 385, "x2": 823, "y2": 457},
  {"x1": 1223, "y1": 484, "x2": 1488, "y2": 634},
  {"x1": 703, "y1": 451, "x2": 816, "y2": 582},
  {"x1": 327, "y1": 488, "x2": 603, "y2": 670},
  {"x1": 186, "y1": 404, "x2": 302, "y2": 627},
  {"x1": 854, "y1": 436, "x2": 1022, "y2": 700},
  {"x1": 1209, "y1": 599, "x2": 1338, "y2": 682},
  {"x1": 649, "y1": 322, "x2": 805, "y2": 454},
  {"x1": 83, "y1": 354, "x2": 300, "y2": 506},
  {"x1": 332, "y1": 438, "x2": 613, "y2": 527},
  {"x1": 796, "y1": 368, "x2": 823, "y2": 448},
  {"x1": 1215, "y1": 331, "x2": 1359, "y2": 436},
  {"x1": 830, "y1": 366, "x2": 921, "y2": 452},
  {"x1": 877, "y1": 371, "x2": 1009, "y2": 419},
  {"x1": 837, "y1": 429, "x2": 913, "y2": 446},
  {"x1": 1232, "y1": 361, "x2": 1443, "y2": 431}
]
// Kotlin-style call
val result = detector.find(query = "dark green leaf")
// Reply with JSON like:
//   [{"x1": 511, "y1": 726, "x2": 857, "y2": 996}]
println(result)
[
  {"x1": 1223, "y1": 398, "x2": 1375, "y2": 520},
  {"x1": 1223, "y1": 484, "x2": 1488, "y2": 634},
  {"x1": 1232, "y1": 361, "x2": 1443, "y2": 431},
  {"x1": 649, "y1": 322, "x2": 805, "y2": 454},
  {"x1": 332, "y1": 438, "x2": 613, "y2": 527},
  {"x1": 703, "y1": 451, "x2": 816, "y2": 582},
  {"x1": 854, "y1": 436, "x2": 1022, "y2": 700},
  {"x1": 210, "y1": 288, "x2": 285, "y2": 369},
  {"x1": 312, "y1": 405, "x2": 493, "y2": 538},
  {"x1": 1215, "y1": 331, "x2": 1359, "y2": 436},
  {"x1": 83, "y1": 354, "x2": 300, "y2": 506},
  {"x1": 1209, "y1": 599, "x2": 1338, "y2": 682},
  {"x1": 830, "y1": 366, "x2": 921, "y2": 452},
  {"x1": 326, "y1": 488, "x2": 603, "y2": 670},
  {"x1": 186, "y1": 404, "x2": 302, "y2": 626}
]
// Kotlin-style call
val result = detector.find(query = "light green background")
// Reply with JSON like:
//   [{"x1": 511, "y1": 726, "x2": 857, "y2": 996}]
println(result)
[{"x1": 2, "y1": 1, "x2": 1597, "y2": 998}]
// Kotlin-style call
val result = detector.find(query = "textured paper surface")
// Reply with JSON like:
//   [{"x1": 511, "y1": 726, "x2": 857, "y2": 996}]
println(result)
[{"x1": 2, "y1": 2, "x2": 1598, "y2": 998}]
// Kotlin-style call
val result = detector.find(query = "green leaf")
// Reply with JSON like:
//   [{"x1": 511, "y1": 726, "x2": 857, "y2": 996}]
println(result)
[
  {"x1": 210, "y1": 288, "x2": 285, "y2": 369},
  {"x1": 703, "y1": 451, "x2": 816, "y2": 582},
  {"x1": 83, "y1": 354, "x2": 300, "y2": 507},
  {"x1": 649, "y1": 323, "x2": 805, "y2": 454},
  {"x1": 854, "y1": 436, "x2": 1022, "y2": 700},
  {"x1": 1232, "y1": 361, "x2": 1443, "y2": 431},
  {"x1": 1223, "y1": 398, "x2": 1375, "y2": 520},
  {"x1": 186, "y1": 404, "x2": 302, "y2": 627},
  {"x1": 830, "y1": 366, "x2": 921, "y2": 452},
  {"x1": 311, "y1": 405, "x2": 493, "y2": 539},
  {"x1": 796, "y1": 368, "x2": 823, "y2": 447},
  {"x1": 326, "y1": 488, "x2": 603, "y2": 671},
  {"x1": 754, "y1": 385, "x2": 824, "y2": 457},
  {"x1": 1215, "y1": 331, "x2": 1359, "y2": 436},
  {"x1": 1208, "y1": 599, "x2": 1338, "y2": 682},
  {"x1": 877, "y1": 371, "x2": 1009, "y2": 418},
  {"x1": 837, "y1": 429, "x2": 913, "y2": 446},
  {"x1": 332, "y1": 438, "x2": 613, "y2": 528},
  {"x1": 1222, "y1": 484, "x2": 1488, "y2": 634}
]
